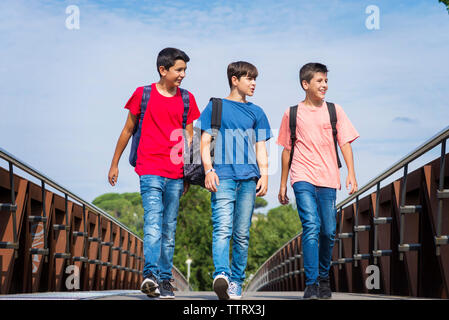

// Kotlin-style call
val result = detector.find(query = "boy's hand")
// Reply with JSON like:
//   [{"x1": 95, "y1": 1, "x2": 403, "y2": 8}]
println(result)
[
  {"x1": 278, "y1": 185, "x2": 289, "y2": 205},
  {"x1": 256, "y1": 175, "x2": 268, "y2": 197},
  {"x1": 205, "y1": 171, "x2": 220, "y2": 193},
  {"x1": 108, "y1": 166, "x2": 119, "y2": 186},
  {"x1": 346, "y1": 173, "x2": 358, "y2": 195},
  {"x1": 182, "y1": 182, "x2": 190, "y2": 196}
]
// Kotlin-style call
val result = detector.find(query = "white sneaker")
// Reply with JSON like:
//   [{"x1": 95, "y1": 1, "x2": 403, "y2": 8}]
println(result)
[
  {"x1": 228, "y1": 281, "x2": 242, "y2": 300},
  {"x1": 213, "y1": 273, "x2": 230, "y2": 300}
]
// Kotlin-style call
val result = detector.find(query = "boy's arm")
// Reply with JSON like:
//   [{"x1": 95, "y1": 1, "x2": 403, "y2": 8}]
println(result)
[
  {"x1": 340, "y1": 142, "x2": 358, "y2": 195},
  {"x1": 255, "y1": 141, "x2": 268, "y2": 197},
  {"x1": 201, "y1": 131, "x2": 220, "y2": 192},
  {"x1": 108, "y1": 111, "x2": 137, "y2": 186},
  {"x1": 185, "y1": 123, "x2": 194, "y2": 146},
  {"x1": 278, "y1": 147, "x2": 290, "y2": 205}
]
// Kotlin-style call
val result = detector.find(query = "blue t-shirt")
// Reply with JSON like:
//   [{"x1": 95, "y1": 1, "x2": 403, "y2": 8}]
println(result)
[{"x1": 196, "y1": 98, "x2": 272, "y2": 180}]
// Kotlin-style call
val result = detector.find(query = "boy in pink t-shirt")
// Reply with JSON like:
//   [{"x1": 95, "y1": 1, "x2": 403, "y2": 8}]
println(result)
[{"x1": 277, "y1": 63, "x2": 359, "y2": 299}]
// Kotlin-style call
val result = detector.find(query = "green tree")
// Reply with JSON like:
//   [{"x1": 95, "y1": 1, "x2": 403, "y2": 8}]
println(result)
[
  {"x1": 93, "y1": 192, "x2": 144, "y2": 238},
  {"x1": 173, "y1": 186, "x2": 214, "y2": 291},
  {"x1": 246, "y1": 204, "x2": 301, "y2": 286},
  {"x1": 254, "y1": 197, "x2": 268, "y2": 209}
]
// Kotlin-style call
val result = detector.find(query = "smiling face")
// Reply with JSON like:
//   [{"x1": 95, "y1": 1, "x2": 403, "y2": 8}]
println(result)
[
  {"x1": 302, "y1": 72, "x2": 328, "y2": 101},
  {"x1": 159, "y1": 59, "x2": 187, "y2": 87},
  {"x1": 232, "y1": 74, "x2": 257, "y2": 97}
]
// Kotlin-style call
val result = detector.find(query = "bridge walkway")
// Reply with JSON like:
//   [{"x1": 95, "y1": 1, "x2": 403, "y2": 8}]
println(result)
[{"x1": 0, "y1": 290, "x2": 432, "y2": 300}]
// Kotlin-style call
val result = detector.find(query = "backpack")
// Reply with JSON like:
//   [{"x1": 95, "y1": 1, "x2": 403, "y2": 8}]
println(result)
[
  {"x1": 288, "y1": 101, "x2": 342, "y2": 169},
  {"x1": 128, "y1": 85, "x2": 190, "y2": 167},
  {"x1": 183, "y1": 98, "x2": 222, "y2": 187}
]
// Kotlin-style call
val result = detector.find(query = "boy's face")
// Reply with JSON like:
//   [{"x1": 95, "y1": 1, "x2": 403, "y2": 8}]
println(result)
[
  {"x1": 232, "y1": 74, "x2": 256, "y2": 96},
  {"x1": 302, "y1": 72, "x2": 328, "y2": 100},
  {"x1": 159, "y1": 59, "x2": 187, "y2": 87}
]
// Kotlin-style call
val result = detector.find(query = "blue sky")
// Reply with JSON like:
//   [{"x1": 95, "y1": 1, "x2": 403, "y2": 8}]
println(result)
[{"x1": 1, "y1": 0, "x2": 448, "y2": 211}]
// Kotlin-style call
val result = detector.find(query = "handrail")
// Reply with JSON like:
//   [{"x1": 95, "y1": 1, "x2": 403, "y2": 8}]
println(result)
[
  {"x1": 337, "y1": 125, "x2": 449, "y2": 209},
  {"x1": 0, "y1": 147, "x2": 142, "y2": 241}
]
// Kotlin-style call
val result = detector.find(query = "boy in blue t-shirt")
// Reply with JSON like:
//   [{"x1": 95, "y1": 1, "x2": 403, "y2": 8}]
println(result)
[{"x1": 197, "y1": 61, "x2": 272, "y2": 300}]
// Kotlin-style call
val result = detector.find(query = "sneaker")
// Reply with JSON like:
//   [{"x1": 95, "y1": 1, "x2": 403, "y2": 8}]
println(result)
[
  {"x1": 159, "y1": 279, "x2": 176, "y2": 299},
  {"x1": 303, "y1": 283, "x2": 319, "y2": 300},
  {"x1": 213, "y1": 272, "x2": 230, "y2": 300},
  {"x1": 318, "y1": 277, "x2": 332, "y2": 299},
  {"x1": 140, "y1": 273, "x2": 160, "y2": 298},
  {"x1": 228, "y1": 281, "x2": 242, "y2": 300}
]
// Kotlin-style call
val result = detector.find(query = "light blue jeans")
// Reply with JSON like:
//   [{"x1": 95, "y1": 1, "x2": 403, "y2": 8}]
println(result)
[
  {"x1": 292, "y1": 181, "x2": 337, "y2": 286},
  {"x1": 140, "y1": 174, "x2": 184, "y2": 281},
  {"x1": 211, "y1": 178, "x2": 257, "y2": 285}
]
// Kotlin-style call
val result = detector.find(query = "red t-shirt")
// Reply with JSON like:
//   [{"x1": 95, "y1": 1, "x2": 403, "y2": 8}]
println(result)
[{"x1": 124, "y1": 83, "x2": 200, "y2": 178}]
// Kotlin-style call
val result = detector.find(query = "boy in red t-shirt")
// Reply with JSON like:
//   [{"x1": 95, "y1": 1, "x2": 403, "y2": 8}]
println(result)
[
  {"x1": 108, "y1": 48, "x2": 200, "y2": 299},
  {"x1": 277, "y1": 63, "x2": 359, "y2": 299}
]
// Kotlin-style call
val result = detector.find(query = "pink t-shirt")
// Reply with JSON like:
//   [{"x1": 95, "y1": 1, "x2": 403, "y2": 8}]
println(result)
[{"x1": 276, "y1": 101, "x2": 359, "y2": 190}]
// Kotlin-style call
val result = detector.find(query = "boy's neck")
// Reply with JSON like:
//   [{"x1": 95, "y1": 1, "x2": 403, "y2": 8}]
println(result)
[
  {"x1": 225, "y1": 88, "x2": 247, "y2": 103},
  {"x1": 156, "y1": 79, "x2": 178, "y2": 97},
  {"x1": 303, "y1": 94, "x2": 324, "y2": 108}
]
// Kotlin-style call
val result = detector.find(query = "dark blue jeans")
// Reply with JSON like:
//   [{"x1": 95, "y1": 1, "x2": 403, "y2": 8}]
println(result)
[{"x1": 292, "y1": 181, "x2": 337, "y2": 286}]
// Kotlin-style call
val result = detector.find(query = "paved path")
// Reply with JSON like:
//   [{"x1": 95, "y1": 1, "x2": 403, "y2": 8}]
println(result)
[{"x1": 0, "y1": 290, "x2": 432, "y2": 300}]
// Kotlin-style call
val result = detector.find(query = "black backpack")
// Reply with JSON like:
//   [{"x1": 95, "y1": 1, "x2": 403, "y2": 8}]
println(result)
[
  {"x1": 288, "y1": 102, "x2": 342, "y2": 169},
  {"x1": 183, "y1": 98, "x2": 222, "y2": 187},
  {"x1": 129, "y1": 85, "x2": 190, "y2": 167}
]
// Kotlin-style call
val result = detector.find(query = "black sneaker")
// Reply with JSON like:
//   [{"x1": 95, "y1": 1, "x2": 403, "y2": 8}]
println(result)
[
  {"x1": 159, "y1": 279, "x2": 176, "y2": 299},
  {"x1": 303, "y1": 283, "x2": 319, "y2": 300},
  {"x1": 140, "y1": 273, "x2": 160, "y2": 298},
  {"x1": 213, "y1": 273, "x2": 230, "y2": 300},
  {"x1": 318, "y1": 277, "x2": 332, "y2": 299}
]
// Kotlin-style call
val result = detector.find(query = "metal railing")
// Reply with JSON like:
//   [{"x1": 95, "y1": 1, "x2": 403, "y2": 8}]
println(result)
[
  {"x1": 246, "y1": 125, "x2": 449, "y2": 297},
  {"x1": 0, "y1": 147, "x2": 190, "y2": 293}
]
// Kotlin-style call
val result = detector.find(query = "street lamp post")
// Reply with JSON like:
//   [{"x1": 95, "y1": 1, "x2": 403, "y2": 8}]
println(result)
[{"x1": 186, "y1": 258, "x2": 192, "y2": 284}]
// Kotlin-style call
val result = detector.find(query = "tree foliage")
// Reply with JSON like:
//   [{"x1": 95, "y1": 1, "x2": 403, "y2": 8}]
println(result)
[
  {"x1": 246, "y1": 204, "x2": 301, "y2": 286},
  {"x1": 93, "y1": 192, "x2": 144, "y2": 238}
]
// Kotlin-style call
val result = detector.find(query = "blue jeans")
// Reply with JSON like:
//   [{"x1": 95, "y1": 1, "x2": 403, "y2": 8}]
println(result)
[
  {"x1": 140, "y1": 174, "x2": 184, "y2": 281},
  {"x1": 292, "y1": 181, "x2": 337, "y2": 286},
  {"x1": 211, "y1": 178, "x2": 257, "y2": 285}
]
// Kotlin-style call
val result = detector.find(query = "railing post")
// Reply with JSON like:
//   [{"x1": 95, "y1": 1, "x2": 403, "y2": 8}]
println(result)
[
  {"x1": 399, "y1": 165, "x2": 408, "y2": 261},
  {"x1": 436, "y1": 139, "x2": 448, "y2": 255},
  {"x1": 373, "y1": 182, "x2": 380, "y2": 265}
]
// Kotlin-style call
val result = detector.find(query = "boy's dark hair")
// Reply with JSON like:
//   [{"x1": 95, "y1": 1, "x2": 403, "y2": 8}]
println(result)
[
  {"x1": 156, "y1": 47, "x2": 190, "y2": 77},
  {"x1": 227, "y1": 61, "x2": 258, "y2": 88},
  {"x1": 299, "y1": 63, "x2": 328, "y2": 90}
]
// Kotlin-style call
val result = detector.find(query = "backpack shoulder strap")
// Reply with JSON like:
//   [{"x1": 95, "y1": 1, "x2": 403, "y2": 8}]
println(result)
[
  {"x1": 288, "y1": 105, "x2": 298, "y2": 169},
  {"x1": 326, "y1": 101, "x2": 342, "y2": 168},
  {"x1": 210, "y1": 97, "x2": 222, "y2": 131},
  {"x1": 140, "y1": 85, "x2": 152, "y2": 115},
  {"x1": 135, "y1": 85, "x2": 152, "y2": 133},
  {"x1": 180, "y1": 88, "x2": 190, "y2": 129}
]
